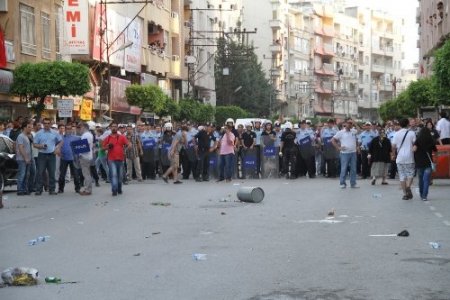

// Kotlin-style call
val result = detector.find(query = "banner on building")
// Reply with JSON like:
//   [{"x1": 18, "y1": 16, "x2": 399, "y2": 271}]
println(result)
[
  {"x1": 92, "y1": 4, "x2": 142, "y2": 73},
  {"x1": 80, "y1": 99, "x2": 93, "y2": 120},
  {"x1": 62, "y1": 0, "x2": 89, "y2": 54},
  {"x1": 110, "y1": 76, "x2": 141, "y2": 115},
  {"x1": 57, "y1": 99, "x2": 74, "y2": 118}
]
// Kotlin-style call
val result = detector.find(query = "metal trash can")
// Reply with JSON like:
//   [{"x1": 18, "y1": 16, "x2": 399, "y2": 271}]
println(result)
[
  {"x1": 433, "y1": 145, "x2": 450, "y2": 179},
  {"x1": 237, "y1": 187, "x2": 265, "y2": 203}
]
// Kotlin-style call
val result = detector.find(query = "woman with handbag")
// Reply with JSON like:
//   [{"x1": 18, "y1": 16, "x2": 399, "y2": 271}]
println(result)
[{"x1": 413, "y1": 126, "x2": 437, "y2": 201}]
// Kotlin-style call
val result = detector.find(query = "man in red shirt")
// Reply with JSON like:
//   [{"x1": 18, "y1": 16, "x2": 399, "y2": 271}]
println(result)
[{"x1": 102, "y1": 122, "x2": 131, "y2": 196}]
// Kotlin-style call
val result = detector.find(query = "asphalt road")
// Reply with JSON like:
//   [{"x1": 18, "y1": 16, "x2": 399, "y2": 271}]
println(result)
[{"x1": 0, "y1": 177, "x2": 449, "y2": 300}]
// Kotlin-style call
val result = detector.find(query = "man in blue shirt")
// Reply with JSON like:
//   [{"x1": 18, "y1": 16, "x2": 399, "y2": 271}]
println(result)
[
  {"x1": 58, "y1": 123, "x2": 81, "y2": 194},
  {"x1": 33, "y1": 118, "x2": 63, "y2": 195},
  {"x1": 296, "y1": 120, "x2": 316, "y2": 178},
  {"x1": 358, "y1": 122, "x2": 377, "y2": 179}
]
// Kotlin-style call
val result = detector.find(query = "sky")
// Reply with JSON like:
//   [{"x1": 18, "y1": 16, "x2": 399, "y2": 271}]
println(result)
[{"x1": 345, "y1": 0, "x2": 419, "y2": 69}]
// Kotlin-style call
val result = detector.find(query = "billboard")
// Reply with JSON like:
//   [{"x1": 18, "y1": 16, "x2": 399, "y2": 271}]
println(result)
[{"x1": 62, "y1": 0, "x2": 89, "y2": 54}]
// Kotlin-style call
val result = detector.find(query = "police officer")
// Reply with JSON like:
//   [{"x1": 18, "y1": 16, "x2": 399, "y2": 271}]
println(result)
[
  {"x1": 358, "y1": 122, "x2": 377, "y2": 179},
  {"x1": 279, "y1": 122, "x2": 297, "y2": 179},
  {"x1": 241, "y1": 123, "x2": 256, "y2": 178},
  {"x1": 253, "y1": 119, "x2": 263, "y2": 177},
  {"x1": 321, "y1": 119, "x2": 339, "y2": 178},
  {"x1": 274, "y1": 121, "x2": 283, "y2": 173},
  {"x1": 387, "y1": 120, "x2": 399, "y2": 179},
  {"x1": 140, "y1": 123, "x2": 159, "y2": 180},
  {"x1": 194, "y1": 125, "x2": 217, "y2": 181},
  {"x1": 296, "y1": 120, "x2": 316, "y2": 178}
]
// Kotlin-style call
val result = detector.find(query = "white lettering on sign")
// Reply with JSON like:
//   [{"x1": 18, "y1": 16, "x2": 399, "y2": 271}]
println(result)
[{"x1": 63, "y1": 0, "x2": 88, "y2": 54}]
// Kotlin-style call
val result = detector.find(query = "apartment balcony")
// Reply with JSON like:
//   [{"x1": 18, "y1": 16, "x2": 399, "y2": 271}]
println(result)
[
  {"x1": 314, "y1": 63, "x2": 335, "y2": 76},
  {"x1": 315, "y1": 81, "x2": 333, "y2": 94},
  {"x1": 170, "y1": 12, "x2": 180, "y2": 35},
  {"x1": 270, "y1": 68, "x2": 281, "y2": 78},
  {"x1": 269, "y1": 19, "x2": 283, "y2": 29},
  {"x1": 169, "y1": 55, "x2": 181, "y2": 78},
  {"x1": 314, "y1": 25, "x2": 334, "y2": 37},
  {"x1": 142, "y1": 47, "x2": 170, "y2": 75},
  {"x1": 270, "y1": 43, "x2": 282, "y2": 53},
  {"x1": 372, "y1": 64, "x2": 393, "y2": 74},
  {"x1": 372, "y1": 46, "x2": 394, "y2": 56}
]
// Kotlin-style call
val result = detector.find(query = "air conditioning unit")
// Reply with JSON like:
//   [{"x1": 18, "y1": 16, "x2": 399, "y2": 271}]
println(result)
[{"x1": 0, "y1": 0, "x2": 7, "y2": 12}]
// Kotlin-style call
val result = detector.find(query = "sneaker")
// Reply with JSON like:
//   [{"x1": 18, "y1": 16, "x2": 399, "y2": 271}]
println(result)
[
  {"x1": 195, "y1": 178, "x2": 202, "y2": 182},
  {"x1": 58, "y1": 189, "x2": 64, "y2": 194},
  {"x1": 340, "y1": 184, "x2": 346, "y2": 189},
  {"x1": 162, "y1": 176, "x2": 169, "y2": 183},
  {"x1": 174, "y1": 180, "x2": 183, "y2": 184},
  {"x1": 112, "y1": 192, "x2": 117, "y2": 196},
  {"x1": 118, "y1": 190, "x2": 123, "y2": 195},
  {"x1": 79, "y1": 191, "x2": 92, "y2": 196},
  {"x1": 49, "y1": 191, "x2": 58, "y2": 195},
  {"x1": 95, "y1": 182, "x2": 100, "y2": 187},
  {"x1": 406, "y1": 187, "x2": 413, "y2": 199},
  {"x1": 421, "y1": 197, "x2": 428, "y2": 201},
  {"x1": 402, "y1": 195, "x2": 411, "y2": 200},
  {"x1": 351, "y1": 185, "x2": 360, "y2": 188}
]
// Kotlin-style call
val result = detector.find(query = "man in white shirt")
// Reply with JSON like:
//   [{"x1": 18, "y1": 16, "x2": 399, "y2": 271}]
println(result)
[
  {"x1": 436, "y1": 111, "x2": 450, "y2": 145},
  {"x1": 392, "y1": 118, "x2": 416, "y2": 200},
  {"x1": 78, "y1": 122, "x2": 94, "y2": 196},
  {"x1": 331, "y1": 119, "x2": 359, "y2": 189}
]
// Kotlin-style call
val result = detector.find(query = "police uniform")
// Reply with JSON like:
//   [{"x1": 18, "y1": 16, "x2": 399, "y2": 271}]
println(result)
[
  {"x1": 280, "y1": 128, "x2": 298, "y2": 178},
  {"x1": 181, "y1": 127, "x2": 198, "y2": 179},
  {"x1": 358, "y1": 130, "x2": 377, "y2": 179},
  {"x1": 140, "y1": 130, "x2": 159, "y2": 179},
  {"x1": 387, "y1": 129, "x2": 397, "y2": 179},
  {"x1": 296, "y1": 127, "x2": 316, "y2": 178},
  {"x1": 254, "y1": 126, "x2": 263, "y2": 176},
  {"x1": 321, "y1": 126, "x2": 339, "y2": 177},
  {"x1": 241, "y1": 129, "x2": 257, "y2": 178}
]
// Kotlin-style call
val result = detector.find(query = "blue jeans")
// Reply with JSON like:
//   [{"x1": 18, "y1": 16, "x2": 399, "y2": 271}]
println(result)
[
  {"x1": 417, "y1": 167, "x2": 432, "y2": 199},
  {"x1": 108, "y1": 160, "x2": 124, "y2": 193},
  {"x1": 339, "y1": 152, "x2": 357, "y2": 186},
  {"x1": 219, "y1": 154, "x2": 234, "y2": 180},
  {"x1": 36, "y1": 153, "x2": 56, "y2": 192},
  {"x1": 17, "y1": 160, "x2": 35, "y2": 193},
  {"x1": 96, "y1": 156, "x2": 110, "y2": 181}
]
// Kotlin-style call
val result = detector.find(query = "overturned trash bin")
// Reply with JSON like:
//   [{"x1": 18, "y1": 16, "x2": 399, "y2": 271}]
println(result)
[{"x1": 237, "y1": 187, "x2": 265, "y2": 203}]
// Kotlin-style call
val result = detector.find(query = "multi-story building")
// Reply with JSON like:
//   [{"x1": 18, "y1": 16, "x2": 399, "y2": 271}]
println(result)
[
  {"x1": 398, "y1": 63, "x2": 418, "y2": 96},
  {"x1": 417, "y1": 0, "x2": 449, "y2": 78},
  {"x1": 345, "y1": 7, "x2": 404, "y2": 121},
  {"x1": 0, "y1": 0, "x2": 63, "y2": 120}
]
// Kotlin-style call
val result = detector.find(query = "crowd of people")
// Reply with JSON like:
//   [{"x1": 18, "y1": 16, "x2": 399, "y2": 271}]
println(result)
[{"x1": 0, "y1": 111, "x2": 448, "y2": 208}]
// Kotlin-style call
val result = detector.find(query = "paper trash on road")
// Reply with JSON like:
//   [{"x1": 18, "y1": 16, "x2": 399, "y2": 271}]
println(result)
[
  {"x1": 1, "y1": 267, "x2": 39, "y2": 286},
  {"x1": 429, "y1": 242, "x2": 441, "y2": 249},
  {"x1": 370, "y1": 230, "x2": 410, "y2": 237},
  {"x1": 295, "y1": 219, "x2": 343, "y2": 224},
  {"x1": 151, "y1": 202, "x2": 171, "y2": 206},
  {"x1": 192, "y1": 253, "x2": 207, "y2": 261}
]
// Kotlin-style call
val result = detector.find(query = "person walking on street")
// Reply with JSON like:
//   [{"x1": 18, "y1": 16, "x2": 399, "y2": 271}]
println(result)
[
  {"x1": 125, "y1": 124, "x2": 143, "y2": 182},
  {"x1": 15, "y1": 121, "x2": 35, "y2": 195},
  {"x1": 331, "y1": 119, "x2": 359, "y2": 189},
  {"x1": 358, "y1": 122, "x2": 377, "y2": 179},
  {"x1": 436, "y1": 111, "x2": 450, "y2": 145},
  {"x1": 58, "y1": 123, "x2": 81, "y2": 194},
  {"x1": 33, "y1": 118, "x2": 62, "y2": 196},
  {"x1": 78, "y1": 123, "x2": 94, "y2": 196},
  {"x1": 162, "y1": 125, "x2": 187, "y2": 184},
  {"x1": 414, "y1": 126, "x2": 437, "y2": 201},
  {"x1": 103, "y1": 122, "x2": 131, "y2": 196},
  {"x1": 368, "y1": 128, "x2": 392, "y2": 185},
  {"x1": 392, "y1": 118, "x2": 416, "y2": 200}
]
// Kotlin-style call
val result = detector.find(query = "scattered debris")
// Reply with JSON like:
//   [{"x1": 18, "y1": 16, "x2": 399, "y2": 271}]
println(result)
[
  {"x1": 152, "y1": 232, "x2": 161, "y2": 235},
  {"x1": 397, "y1": 230, "x2": 409, "y2": 237},
  {"x1": 295, "y1": 219, "x2": 343, "y2": 224},
  {"x1": 28, "y1": 236, "x2": 50, "y2": 246},
  {"x1": 151, "y1": 202, "x2": 171, "y2": 206},
  {"x1": 133, "y1": 253, "x2": 141, "y2": 257},
  {"x1": 370, "y1": 230, "x2": 410, "y2": 237},
  {"x1": 192, "y1": 253, "x2": 207, "y2": 261},
  {"x1": 327, "y1": 209, "x2": 335, "y2": 216},
  {"x1": 45, "y1": 277, "x2": 61, "y2": 284},
  {"x1": 372, "y1": 193, "x2": 382, "y2": 198},
  {"x1": 429, "y1": 242, "x2": 441, "y2": 249},
  {"x1": 221, "y1": 212, "x2": 226, "y2": 215},
  {"x1": 1, "y1": 267, "x2": 38, "y2": 286}
]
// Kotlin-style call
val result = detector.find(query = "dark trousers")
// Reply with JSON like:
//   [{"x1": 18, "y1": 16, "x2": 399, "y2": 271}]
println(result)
[
  {"x1": 325, "y1": 158, "x2": 338, "y2": 177},
  {"x1": 141, "y1": 161, "x2": 156, "y2": 179},
  {"x1": 255, "y1": 145, "x2": 261, "y2": 175},
  {"x1": 360, "y1": 150, "x2": 370, "y2": 178},
  {"x1": 196, "y1": 151, "x2": 210, "y2": 180},
  {"x1": 389, "y1": 159, "x2": 397, "y2": 179},
  {"x1": 282, "y1": 147, "x2": 297, "y2": 176},
  {"x1": 181, "y1": 149, "x2": 196, "y2": 179},
  {"x1": 59, "y1": 160, "x2": 81, "y2": 192},
  {"x1": 36, "y1": 153, "x2": 56, "y2": 193},
  {"x1": 441, "y1": 138, "x2": 450, "y2": 145}
]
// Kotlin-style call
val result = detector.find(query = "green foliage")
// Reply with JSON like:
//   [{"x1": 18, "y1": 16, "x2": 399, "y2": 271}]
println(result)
[
  {"x1": 378, "y1": 90, "x2": 416, "y2": 121},
  {"x1": 406, "y1": 78, "x2": 436, "y2": 109},
  {"x1": 126, "y1": 84, "x2": 166, "y2": 114},
  {"x1": 214, "y1": 105, "x2": 249, "y2": 125},
  {"x1": 433, "y1": 39, "x2": 450, "y2": 105},
  {"x1": 196, "y1": 104, "x2": 215, "y2": 124},
  {"x1": 176, "y1": 98, "x2": 215, "y2": 124},
  {"x1": 215, "y1": 38, "x2": 271, "y2": 117},
  {"x1": 157, "y1": 96, "x2": 180, "y2": 119},
  {"x1": 11, "y1": 61, "x2": 90, "y2": 118}
]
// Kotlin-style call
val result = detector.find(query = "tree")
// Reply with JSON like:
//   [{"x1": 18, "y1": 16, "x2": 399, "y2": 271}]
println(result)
[
  {"x1": 126, "y1": 84, "x2": 166, "y2": 114},
  {"x1": 432, "y1": 38, "x2": 450, "y2": 105},
  {"x1": 215, "y1": 38, "x2": 271, "y2": 117},
  {"x1": 196, "y1": 104, "x2": 215, "y2": 124},
  {"x1": 157, "y1": 96, "x2": 180, "y2": 120},
  {"x1": 214, "y1": 105, "x2": 248, "y2": 126},
  {"x1": 11, "y1": 61, "x2": 90, "y2": 119},
  {"x1": 406, "y1": 78, "x2": 436, "y2": 114}
]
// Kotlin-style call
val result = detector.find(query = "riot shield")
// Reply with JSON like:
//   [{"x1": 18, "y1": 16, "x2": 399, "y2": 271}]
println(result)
[
  {"x1": 141, "y1": 137, "x2": 157, "y2": 163},
  {"x1": 261, "y1": 135, "x2": 279, "y2": 178},
  {"x1": 208, "y1": 151, "x2": 219, "y2": 179},
  {"x1": 185, "y1": 140, "x2": 197, "y2": 162},
  {"x1": 322, "y1": 136, "x2": 339, "y2": 160},
  {"x1": 242, "y1": 148, "x2": 258, "y2": 179}
]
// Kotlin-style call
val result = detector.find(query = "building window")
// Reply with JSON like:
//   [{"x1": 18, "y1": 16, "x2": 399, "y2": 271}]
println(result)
[
  {"x1": 20, "y1": 4, "x2": 36, "y2": 55},
  {"x1": 55, "y1": 5, "x2": 62, "y2": 55},
  {"x1": 41, "y1": 12, "x2": 51, "y2": 59}
]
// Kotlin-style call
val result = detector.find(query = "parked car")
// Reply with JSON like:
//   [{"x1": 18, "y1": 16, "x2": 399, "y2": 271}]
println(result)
[{"x1": 0, "y1": 134, "x2": 18, "y2": 191}]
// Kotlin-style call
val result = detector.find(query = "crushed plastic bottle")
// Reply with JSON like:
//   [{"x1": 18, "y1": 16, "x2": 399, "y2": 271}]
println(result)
[
  {"x1": 192, "y1": 253, "x2": 207, "y2": 261},
  {"x1": 45, "y1": 277, "x2": 61, "y2": 283},
  {"x1": 429, "y1": 242, "x2": 441, "y2": 249},
  {"x1": 37, "y1": 236, "x2": 50, "y2": 242}
]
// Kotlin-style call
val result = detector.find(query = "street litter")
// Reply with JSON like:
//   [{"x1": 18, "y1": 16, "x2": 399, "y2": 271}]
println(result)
[
  {"x1": 152, "y1": 232, "x2": 161, "y2": 235},
  {"x1": 221, "y1": 212, "x2": 226, "y2": 215},
  {"x1": 237, "y1": 187, "x2": 264, "y2": 203},
  {"x1": 295, "y1": 219, "x2": 343, "y2": 224},
  {"x1": 429, "y1": 242, "x2": 441, "y2": 249},
  {"x1": 133, "y1": 253, "x2": 141, "y2": 256},
  {"x1": 370, "y1": 230, "x2": 410, "y2": 237},
  {"x1": 372, "y1": 193, "x2": 382, "y2": 198},
  {"x1": 44, "y1": 277, "x2": 78, "y2": 285},
  {"x1": 1, "y1": 267, "x2": 38, "y2": 286},
  {"x1": 28, "y1": 236, "x2": 50, "y2": 246},
  {"x1": 151, "y1": 202, "x2": 171, "y2": 206},
  {"x1": 192, "y1": 253, "x2": 207, "y2": 261},
  {"x1": 327, "y1": 209, "x2": 335, "y2": 216},
  {"x1": 233, "y1": 183, "x2": 240, "y2": 186},
  {"x1": 338, "y1": 215, "x2": 349, "y2": 218}
]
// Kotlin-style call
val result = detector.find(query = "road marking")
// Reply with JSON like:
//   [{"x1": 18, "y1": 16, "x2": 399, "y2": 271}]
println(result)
[
  {"x1": 434, "y1": 212, "x2": 443, "y2": 218},
  {"x1": 429, "y1": 206, "x2": 436, "y2": 211},
  {"x1": 444, "y1": 221, "x2": 450, "y2": 227}
]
